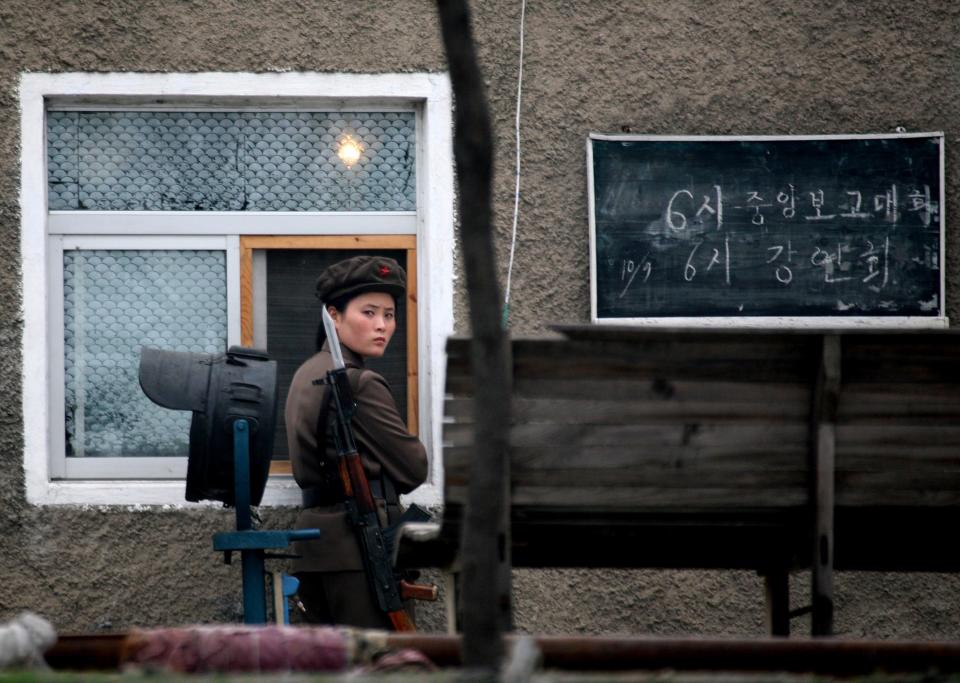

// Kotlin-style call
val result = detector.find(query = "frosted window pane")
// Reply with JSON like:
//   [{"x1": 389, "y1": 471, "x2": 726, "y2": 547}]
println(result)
[
  {"x1": 64, "y1": 250, "x2": 227, "y2": 458},
  {"x1": 47, "y1": 111, "x2": 416, "y2": 212}
]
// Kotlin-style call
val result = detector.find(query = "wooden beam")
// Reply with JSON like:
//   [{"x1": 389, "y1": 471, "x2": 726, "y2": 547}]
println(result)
[
  {"x1": 240, "y1": 241, "x2": 254, "y2": 347},
  {"x1": 239, "y1": 234, "x2": 416, "y2": 250},
  {"x1": 406, "y1": 248, "x2": 419, "y2": 434},
  {"x1": 810, "y1": 334, "x2": 840, "y2": 636}
]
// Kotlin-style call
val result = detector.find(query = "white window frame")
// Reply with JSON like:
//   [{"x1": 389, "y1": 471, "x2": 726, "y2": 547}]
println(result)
[
  {"x1": 50, "y1": 234, "x2": 239, "y2": 480},
  {"x1": 21, "y1": 72, "x2": 454, "y2": 507}
]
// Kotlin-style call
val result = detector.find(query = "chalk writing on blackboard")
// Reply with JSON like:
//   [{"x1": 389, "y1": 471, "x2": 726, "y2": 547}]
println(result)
[{"x1": 588, "y1": 134, "x2": 944, "y2": 323}]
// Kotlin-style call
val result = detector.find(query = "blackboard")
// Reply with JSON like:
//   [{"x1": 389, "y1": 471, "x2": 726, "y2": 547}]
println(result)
[{"x1": 588, "y1": 133, "x2": 945, "y2": 324}]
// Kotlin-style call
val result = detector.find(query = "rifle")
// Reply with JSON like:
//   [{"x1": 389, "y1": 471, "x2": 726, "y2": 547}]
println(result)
[{"x1": 320, "y1": 306, "x2": 437, "y2": 632}]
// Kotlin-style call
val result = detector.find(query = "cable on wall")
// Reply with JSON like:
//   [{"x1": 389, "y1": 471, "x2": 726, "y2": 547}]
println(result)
[{"x1": 502, "y1": 0, "x2": 527, "y2": 329}]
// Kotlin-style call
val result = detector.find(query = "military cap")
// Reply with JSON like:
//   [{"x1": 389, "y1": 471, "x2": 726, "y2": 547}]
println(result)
[{"x1": 315, "y1": 255, "x2": 406, "y2": 303}]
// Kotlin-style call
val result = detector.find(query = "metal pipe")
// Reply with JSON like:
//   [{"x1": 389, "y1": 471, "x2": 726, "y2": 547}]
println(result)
[
  {"x1": 385, "y1": 634, "x2": 960, "y2": 673},
  {"x1": 46, "y1": 632, "x2": 960, "y2": 674}
]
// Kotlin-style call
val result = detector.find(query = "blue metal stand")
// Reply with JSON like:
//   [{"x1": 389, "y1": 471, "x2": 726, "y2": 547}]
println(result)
[
  {"x1": 281, "y1": 575, "x2": 300, "y2": 624},
  {"x1": 212, "y1": 419, "x2": 321, "y2": 624}
]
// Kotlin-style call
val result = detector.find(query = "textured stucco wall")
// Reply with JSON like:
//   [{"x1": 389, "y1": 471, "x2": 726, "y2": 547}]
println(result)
[
  {"x1": 1, "y1": 0, "x2": 959, "y2": 637},
  {"x1": 485, "y1": 1, "x2": 960, "y2": 331}
]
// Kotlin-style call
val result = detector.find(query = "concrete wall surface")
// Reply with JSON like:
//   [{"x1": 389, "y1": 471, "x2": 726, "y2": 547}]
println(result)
[{"x1": 1, "y1": 0, "x2": 959, "y2": 636}]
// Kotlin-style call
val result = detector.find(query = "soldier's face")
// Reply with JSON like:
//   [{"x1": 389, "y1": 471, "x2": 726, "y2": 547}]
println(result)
[{"x1": 330, "y1": 292, "x2": 397, "y2": 359}]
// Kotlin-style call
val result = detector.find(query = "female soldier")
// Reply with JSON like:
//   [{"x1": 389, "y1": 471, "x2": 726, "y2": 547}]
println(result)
[{"x1": 285, "y1": 255, "x2": 428, "y2": 628}]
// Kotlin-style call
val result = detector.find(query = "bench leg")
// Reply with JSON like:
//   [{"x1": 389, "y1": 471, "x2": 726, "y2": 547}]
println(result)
[
  {"x1": 763, "y1": 570, "x2": 790, "y2": 636},
  {"x1": 445, "y1": 571, "x2": 459, "y2": 634}
]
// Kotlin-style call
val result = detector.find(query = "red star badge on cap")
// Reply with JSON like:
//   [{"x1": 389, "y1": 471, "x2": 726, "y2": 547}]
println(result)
[{"x1": 379, "y1": 265, "x2": 391, "y2": 277}]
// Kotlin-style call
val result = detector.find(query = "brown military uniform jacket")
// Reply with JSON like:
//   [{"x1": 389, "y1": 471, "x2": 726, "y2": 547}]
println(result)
[{"x1": 285, "y1": 342, "x2": 428, "y2": 572}]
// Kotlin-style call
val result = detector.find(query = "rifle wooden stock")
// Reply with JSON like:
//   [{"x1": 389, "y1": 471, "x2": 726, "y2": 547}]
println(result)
[
  {"x1": 339, "y1": 454, "x2": 376, "y2": 512},
  {"x1": 400, "y1": 580, "x2": 439, "y2": 601},
  {"x1": 336, "y1": 459, "x2": 354, "y2": 497},
  {"x1": 388, "y1": 609, "x2": 416, "y2": 632}
]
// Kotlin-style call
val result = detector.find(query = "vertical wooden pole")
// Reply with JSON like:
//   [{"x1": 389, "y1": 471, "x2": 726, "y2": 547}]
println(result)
[
  {"x1": 810, "y1": 334, "x2": 840, "y2": 636},
  {"x1": 436, "y1": 0, "x2": 512, "y2": 671}
]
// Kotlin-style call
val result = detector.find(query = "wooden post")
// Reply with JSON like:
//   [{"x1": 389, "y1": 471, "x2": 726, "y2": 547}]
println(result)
[
  {"x1": 763, "y1": 570, "x2": 790, "y2": 636},
  {"x1": 435, "y1": 0, "x2": 513, "y2": 671},
  {"x1": 810, "y1": 334, "x2": 840, "y2": 636}
]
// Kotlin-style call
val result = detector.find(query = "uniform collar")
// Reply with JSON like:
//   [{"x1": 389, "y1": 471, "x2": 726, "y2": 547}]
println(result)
[{"x1": 321, "y1": 339, "x2": 365, "y2": 368}]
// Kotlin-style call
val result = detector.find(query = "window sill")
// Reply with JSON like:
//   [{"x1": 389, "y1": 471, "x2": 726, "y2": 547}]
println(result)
[{"x1": 27, "y1": 478, "x2": 442, "y2": 509}]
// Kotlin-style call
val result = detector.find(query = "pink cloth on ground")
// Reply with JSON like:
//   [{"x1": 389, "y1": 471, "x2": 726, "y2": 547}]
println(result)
[{"x1": 125, "y1": 625, "x2": 349, "y2": 673}]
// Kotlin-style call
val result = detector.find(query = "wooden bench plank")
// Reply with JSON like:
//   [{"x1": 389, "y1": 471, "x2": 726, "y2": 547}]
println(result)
[
  {"x1": 404, "y1": 330, "x2": 960, "y2": 635},
  {"x1": 448, "y1": 485, "x2": 809, "y2": 509}
]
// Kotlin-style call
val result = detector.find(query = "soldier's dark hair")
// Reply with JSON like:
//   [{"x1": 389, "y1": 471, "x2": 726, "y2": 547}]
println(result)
[
  {"x1": 315, "y1": 293, "x2": 350, "y2": 352},
  {"x1": 314, "y1": 291, "x2": 399, "y2": 352}
]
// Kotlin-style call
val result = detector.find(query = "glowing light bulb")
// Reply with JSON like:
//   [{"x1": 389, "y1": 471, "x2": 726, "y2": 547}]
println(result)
[{"x1": 337, "y1": 135, "x2": 363, "y2": 169}]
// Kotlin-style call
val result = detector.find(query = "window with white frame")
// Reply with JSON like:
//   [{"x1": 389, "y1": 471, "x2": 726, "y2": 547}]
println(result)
[{"x1": 21, "y1": 73, "x2": 453, "y2": 506}]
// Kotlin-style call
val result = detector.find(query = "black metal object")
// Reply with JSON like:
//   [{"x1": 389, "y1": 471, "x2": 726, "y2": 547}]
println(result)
[
  {"x1": 139, "y1": 346, "x2": 277, "y2": 505},
  {"x1": 139, "y1": 345, "x2": 320, "y2": 623}
]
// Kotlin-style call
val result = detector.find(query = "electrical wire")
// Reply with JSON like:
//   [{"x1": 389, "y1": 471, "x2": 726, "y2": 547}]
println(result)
[{"x1": 502, "y1": 0, "x2": 527, "y2": 329}]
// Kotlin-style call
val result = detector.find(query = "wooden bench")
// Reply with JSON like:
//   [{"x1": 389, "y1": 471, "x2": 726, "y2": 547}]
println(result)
[{"x1": 397, "y1": 326, "x2": 960, "y2": 635}]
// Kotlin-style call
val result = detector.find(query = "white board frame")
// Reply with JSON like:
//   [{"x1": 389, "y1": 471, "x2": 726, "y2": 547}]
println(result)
[{"x1": 586, "y1": 132, "x2": 947, "y2": 329}]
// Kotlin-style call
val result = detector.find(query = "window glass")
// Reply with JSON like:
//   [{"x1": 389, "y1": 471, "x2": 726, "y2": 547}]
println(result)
[
  {"x1": 63, "y1": 250, "x2": 227, "y2": 457},
  {"x1": 47, "y1": 111, "x2": 416, "y2": 212}
]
